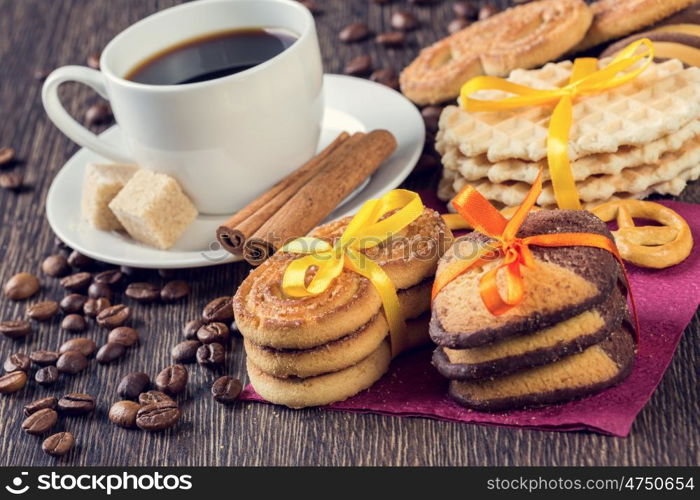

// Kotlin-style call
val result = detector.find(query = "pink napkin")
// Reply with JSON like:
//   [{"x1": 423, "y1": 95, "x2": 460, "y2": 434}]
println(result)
[{"x1": 240, "y1": 197, "x2": 700, "y2": 436}]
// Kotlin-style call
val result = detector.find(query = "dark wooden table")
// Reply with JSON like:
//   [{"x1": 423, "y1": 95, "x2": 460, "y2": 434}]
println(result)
[{"x1": 0, "y1": 0, "x2": 698, "y2": 466}]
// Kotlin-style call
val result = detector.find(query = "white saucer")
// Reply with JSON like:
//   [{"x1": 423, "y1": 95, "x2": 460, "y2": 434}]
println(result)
[{"x1": 46, "y1": 74, "x2": 425, "y2": 268}]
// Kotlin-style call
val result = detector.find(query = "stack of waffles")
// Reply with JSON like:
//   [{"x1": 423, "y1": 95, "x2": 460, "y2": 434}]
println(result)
[{"x1": 436, "y1": 58, "x2": 700, "y2": 209}]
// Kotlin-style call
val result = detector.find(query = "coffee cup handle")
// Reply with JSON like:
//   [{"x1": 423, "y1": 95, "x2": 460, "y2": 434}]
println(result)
[{"x1": 42, "y1": 66, "x2": 133, "y2": 163}]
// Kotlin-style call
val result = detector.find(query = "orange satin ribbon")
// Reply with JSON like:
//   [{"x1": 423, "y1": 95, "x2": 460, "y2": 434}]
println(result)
[{"x1": 432, "y1": 170, "x2": 639, "y2": 340}]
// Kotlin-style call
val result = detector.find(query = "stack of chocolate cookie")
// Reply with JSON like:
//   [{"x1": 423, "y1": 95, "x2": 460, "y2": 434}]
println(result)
[
  {"x1": 234, "y1": 207, "x2": 453, "y2": 409},
  {"x1": 430, "y1": 210, "x2": 636, "y2": 411}
]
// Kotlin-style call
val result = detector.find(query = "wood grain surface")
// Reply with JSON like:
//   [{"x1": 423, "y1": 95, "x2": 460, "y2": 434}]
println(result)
[{"x1": 0, "y1": 0, "x2": 698, "y2": 467}]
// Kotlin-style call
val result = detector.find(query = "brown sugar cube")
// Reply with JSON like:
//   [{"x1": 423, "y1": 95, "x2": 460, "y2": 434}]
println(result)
[
  {"x1": 81, "y1": 163, "x2": 139, "y2": 230},
  {"x1": 108, "y1": 170, "x2": 198, "y2": 250}
]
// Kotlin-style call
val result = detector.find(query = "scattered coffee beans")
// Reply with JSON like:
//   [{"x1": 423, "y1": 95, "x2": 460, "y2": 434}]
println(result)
[
  {"x1": 298, "y1": 0, "x2": 321, "y2": 15},
  {"x1": 109, "y1": 400, "x2": 141, "y2": 428},
  {"x1": 42, "y1": 431, "x2": 75, "y2": 457},
  {"x1": 155, "y1": 365, "x2": 188, "y2": 396},
  {"x1": 453, "y1": 1, "x2": 477, "y2": 19},
  {"x1": 35, "y1": 365, "x2": 59, "y2": 386},
  {"x1": 85, "y1": 102, "x2": 113, "y2": 126},
  {"x1": 160, "y1": 280, "x2": 190, "y2": 302},
  {"x1": 420, "y1": 105, "x2": 442, "y2": 133},
  {"x1": 183, "y1": 319, "x2": 205, "y2": 340},
  {"x1": 0, "y1": 171, "x2": 22, "y2": 190},
  {"x1": 87, "y1": 52, "x2": 101, "y2": 69},
  {"x1": 22, "y1": 408, "x2": 58, "y2": 435},
  {"x1": 96, "y1": 304, "x2": 130, "y2": 328},
  {"x1": 0, "y1": 146, "x2": 15, "y2": 166},
  {"x1": 58, "y1": 393, "x2": 96, "y2": 415},
  {"x1": 93, "y1": 269, "x2": 124, "y2": 287},
  {"x1": 0, "y1": 370, "x2": 27, "y2": 393},
  {"x1": 339, "y1": 22, "x2": 370, "y2": 43},
  {"x1": 479, "y1": 4, "x2": 500, "y2": 20},
  {"x1": 108, "y1": 326, "x2": 139, "y2": 347},
  {"x1": 376, "y1": 31, "x2": 406, "y2": 47},
  {"x1": 69, "y1": 252, "x2": 92, "y2": 268},
  {"x1": 84, "y1": 297, "x2": 110, "y2": 317},
  {"x1": 136, "y1": 401, "x2": 181, "y2": 431},
  {"x1": 60, "y1": 272, "x2": 92, "y2": 292},
  {"x1": 24, "y1": 396, "x2": 58, "y2": 416},
  {"x1": 118, "y1": 372, "x2": 150, "y2": 400},
  {"x1": 0, "y1": 320, "x2": 31, "y2": 339},
  {"x1": 29, "y1": 350, "x2": 59, "y2": 366},
  {"x1": 197, "y1": 343, "x2": 225, "y2": 367},
  {"x1": 344, "y1": 55, "x2": 372, "y2": 76},
  {"x1": 3, "y1": 272, "x2": 40, "y2": 300},
  {"x1": 391, "y1": 10, "x2": 418, "y2": 30},
  {"x1": 138, "y1": 390, "x2": 172, "y2": 406},
  {"x1": 60, "y1": 294, "x2": 87, "y2": 313},
  {"x1": 157, "y1": 268, "x2": 176, "y2": 279},
  {"x1": 56, "y1": 351, "x2": 88, "y2": 374},
  {"x1": 27, "y1": 300, "x2": 59, "y2": 321},
  {"x1": 197, "y1": 322, "x2": 230, "y2": 345},
  {"x1": 41, "y1": 254, "x2": 69, "y2": 277},
  {"x1": 414, "y1": 154, "x2": 440, "y2": 173},
  {"x1": 370, "y1": 68, "x2": 400, "y2": 89},
  {"x1": 59, "y1": 337, "x2": 96, "y2": 357},
  {"x1": 171, "y1": 340, "x2": 201, "y2": 363},
  {"x1": 4, "y1": 352, "x2": 30, "y2": 372},
  {"x1": 88, "y1": 282, "x2": 112, "y2": 300},
  {"x1": 96, "y1": 342, "x2": 126, "y2": 364},
  {"x1": 211, "y1": 376, "x2": 242, "y2": 404},
  {"x1": 202, "y1": 296, "x2": 234, "y2": 323},
  {"x1": 447, "y1": 17, "x2": 470, "y2": 34},
  {"x1": 125, "y1": 282, "x2": 160, "y2": 303},
  {"x1": 61, "y1": 314, "x2": 87, "y2": 332}
]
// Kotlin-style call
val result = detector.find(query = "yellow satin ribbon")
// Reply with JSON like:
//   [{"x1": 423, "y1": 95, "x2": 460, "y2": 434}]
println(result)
[
  {"x1": 460, "y1": 38, "x2": 655, "y2": 210},
  {"x1": 281, "y1": 189, "x2": 424, "y2": 354}
]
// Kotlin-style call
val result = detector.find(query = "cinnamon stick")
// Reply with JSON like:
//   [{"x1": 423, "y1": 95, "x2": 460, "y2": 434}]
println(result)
[
  {"x1": 243, "y1": 129, "x2": 398, "y2": 266},
  {"x1": 216, "y1": 132, "x2": 350, "y2": 255}
]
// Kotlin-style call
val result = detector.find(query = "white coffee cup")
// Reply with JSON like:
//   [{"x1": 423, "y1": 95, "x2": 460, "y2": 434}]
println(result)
[{"x1": 42, "y1": 0, "x2": 324, "y2": 215}]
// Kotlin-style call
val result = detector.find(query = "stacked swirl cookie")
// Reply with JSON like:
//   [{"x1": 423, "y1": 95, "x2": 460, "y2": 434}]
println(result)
[
  {"x1": 234, "y1": 208, "x2": 453, "y2": 408},
  {"x1": 430, "y1": 210, "x2": 636, "y2": 411},
  {"x1": 437, "y1": 58, "x2": 700, "y2": 208}
]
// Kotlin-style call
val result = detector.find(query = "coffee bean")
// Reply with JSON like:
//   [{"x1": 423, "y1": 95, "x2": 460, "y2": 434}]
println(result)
[
  {"x1": 35, "y1": 365, "x2": 59, "y2": 386},
  {"x1": 67, "y1": 250, "x2": 94, "y2": 269},
  {"x1": 117, "y1": 372, "x2": 150, "y2": 399},
  {"x1": 56, "y1": 351, "x2": 88, "y2": 374},
  {"x1": 85, "y1": 102, "x2": 113, "y2": 126},
  {"x1": 109, "y1": 400, "x2": 141, "y2": 428},
  {"x1": 421, "y1": 105, "x2": 443, "y2": 133},
  {"x1": 88, "y1": 282, "x2": 112, "y2": 300},
  {"x1": 61, "y1": 314, "x2": 87, "y2": 332},
  {"x1": 171, "y1": 340, "x2": 201, "y2": 363},
  {"x1": 298, "y1": 0, "x2": 321, "y2": 15},
  {"x1": 96, "y1": 304, "x2": 130, "y2": 328},
  {"x1": 83, "y1": 297, "x2": 110, "y2": 317},
  {"x1": 196, "y1": 322, "x2": 230, "y2": 345},
  {"x1": 183, "y1": 319, "x2": 205, "y2": 340},
  {"x1": 93, "y1": 269, "x2": 124, "y2": 287},
  {"x1": 453, "y1": 1, "x2": 477, "y2": 19},
  {"x1": 160, "y1": 280, "x2": 189, "y2": 303},
  {"x1": 414, "y1": 153, "x2": 441, "y2": 173},
  {"x1": 53, "y1": 235, "x2": 70, "y2": 251},
  {"x1": 0, "y1": 171, "x2": 23, "y2": 190},
  {"x1": 138, "y1": 390, "x2": 172, "y2": 405},
  {"x1": 42, "y1": 431, "x2": 75, "y2": 457},
  {"x1": 96, "y1": 342, "x2": 126, "y2": 364},
  {"x1": 370, "y1": 68, "x2": 399, "y2": 90},
  {"x1": 197, "y1": 342, "x2": 225, "y2": 367},
  {"x1": 60, "y1": 272, "x2": 92, "y2": 292},
  {"x1": 0, "y1": 370, "x2": 27, "y2": 393},
  {"x1": 211, "y1": 376, "x2": 242, "y2": 404},
  {"x1": 202, "y1": 296, "x2": 234, "y2": 323},
  {"x1": 0, "y1": 319, "x2": 31, "y2": 339},
  {"x1": 3, "y1": 272, "x2": 40, "y2": 300},
  {"x1": 26, "y1": 300, "x2": 59, "y2": 321},
  {"x1": 22, "y1": 408, "x2": 57, "y2": 435},
  {"x1": 344, "y1": 55, "x2": 372, "y2": 76},
  {"x1": 391, "y1": 10, "x2": 418, "y2": 30},
  {"x1": 57, "y1": 393, "x2": 95, "y2": 415},
  {"x1": 157, "y1": 268, "x2": 176, "y2": 279},
  {"x1": 339, "y1": 22, "x2": 370, "y2": 43},
  {"x1": 155, "y1": 364, "x2": 188, "y2": 395},
  {"x1": 29, "y1": 350, "x2": 58, "y2": 366},
  {"x1": 376, "y1": 31, "x2": 406, "y2": 47},
  {"x1": 87, "y1": 52, "x2": 101, "y2": 69},
  {"x1": 4, "y1": 352, "x2": 30, "y2": 372},
  {"x1": 136, "y1": 401, "x2": 181, "y2": 431},
  {"x1": 108, "y1": 326, "x2": 139, "y2": 347},
  {"x1": 0, "y1": 146, "x2": 15, "y2": 166},
  {"x1": 60, "y1": 294, "x2": 87, "y2": 313},
  {"x1": 448, "y1": 17, "x2": 471, "y2": 34},
  {"x1": 24, "y1": 396, "x2": 57, "y2": 416},
  {"x1": 120, "y1": 266, "x2": 143, "y2": 280},
  {"x1": 59, "y1": 337, "x2": 96, "y2": 357},
  {"x1": 479, "y1": 5, "x2": 500, "y2": 20},
  {"x1": 41, "y1": 254, "x2": 69, "y2": 277},
  {"x1": 125, "y1": 282, "x2": 160, "y2": 303}
]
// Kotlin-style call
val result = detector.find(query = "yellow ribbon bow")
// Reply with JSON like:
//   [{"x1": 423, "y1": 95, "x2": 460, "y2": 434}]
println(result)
[
  {"x1": 460, "y1": 38, "x2": 655, "y2": 210},
  {"x1": 281, "y1": 189, "x2": 424, "y2": 354}
]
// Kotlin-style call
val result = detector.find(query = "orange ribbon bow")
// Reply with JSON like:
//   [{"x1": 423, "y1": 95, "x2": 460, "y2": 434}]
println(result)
[{"x1": 432, "y1": 170, "x2": 639, "y2": 340}]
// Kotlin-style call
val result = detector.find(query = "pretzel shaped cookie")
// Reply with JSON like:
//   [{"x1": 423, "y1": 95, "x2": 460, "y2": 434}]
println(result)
[{"x1": 590, "y1": 200, "x2": 693, "y2": 269}]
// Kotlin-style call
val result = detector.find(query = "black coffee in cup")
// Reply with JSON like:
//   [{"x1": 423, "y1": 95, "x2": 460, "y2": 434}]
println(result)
[{"x1": 125, "y1": 27, "x2": 297, "y2": 85}]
